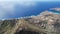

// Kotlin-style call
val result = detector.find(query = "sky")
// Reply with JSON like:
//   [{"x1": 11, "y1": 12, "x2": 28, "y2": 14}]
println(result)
[
  {"x1": 0, "y1": 0, "x2": 36, "y2": 19},
  {"x1": 0, "y1": 0, "x2": 60, "y2": 19},
  {"x1": 0, "y1": 0, "x2": 60, "y2": 1}
]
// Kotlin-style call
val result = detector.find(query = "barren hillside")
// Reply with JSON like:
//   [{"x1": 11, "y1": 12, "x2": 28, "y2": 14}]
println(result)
[{"x1": 0, "y1": 11, "x2": 60, "y2": 34}]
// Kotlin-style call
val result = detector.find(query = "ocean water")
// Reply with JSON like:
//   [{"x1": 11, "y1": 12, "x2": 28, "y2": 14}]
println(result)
[
  {"x1": 14, "y1": 2, "x2": 60, "y2": 18},
  {"x1": 49, "y1": 10, "x2": 60, "y2": 14},
  {"x1": 1, "y1": 1, "x2": 60, "y2": 19}
]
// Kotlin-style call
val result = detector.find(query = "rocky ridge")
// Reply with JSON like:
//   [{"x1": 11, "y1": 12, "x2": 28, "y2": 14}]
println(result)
[{"x1": 0, "y1": 8, "x2": 60, "y2": 34}]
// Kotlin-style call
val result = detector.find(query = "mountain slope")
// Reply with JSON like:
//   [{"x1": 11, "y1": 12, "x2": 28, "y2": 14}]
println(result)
[{"x1": 0, "y1": 10, "x2": 60, "y2": 34}]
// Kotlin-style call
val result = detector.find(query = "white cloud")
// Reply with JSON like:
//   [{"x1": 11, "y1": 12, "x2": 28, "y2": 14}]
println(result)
[
  {"x1": 0, "y1": 0, "x2": 36, "y2": 19},
  {"x1": 17, "y1": 1, "x2": 36, "y2": 6},
  {"x1": 0, "y1": 1, "x2": 15, "y2": 19}
]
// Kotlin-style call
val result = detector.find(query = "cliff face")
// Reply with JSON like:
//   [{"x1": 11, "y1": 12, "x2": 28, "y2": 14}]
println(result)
[{"x1": 0, "y1": 10, "x2": 60, "y2": 34}]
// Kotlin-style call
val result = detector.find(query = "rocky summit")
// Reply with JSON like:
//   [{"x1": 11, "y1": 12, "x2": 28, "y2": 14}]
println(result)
[{"x1": 0, "y1": 9, "x2": 60, "y2": 34}]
